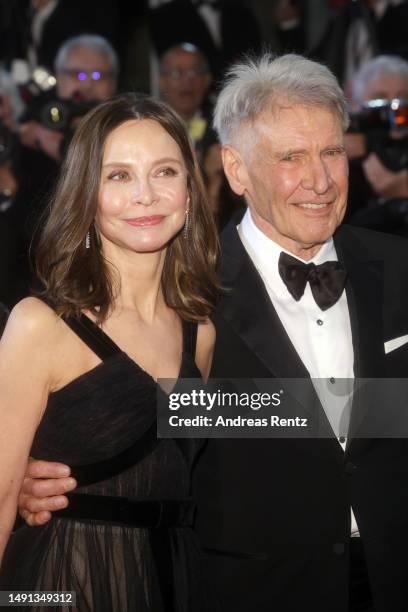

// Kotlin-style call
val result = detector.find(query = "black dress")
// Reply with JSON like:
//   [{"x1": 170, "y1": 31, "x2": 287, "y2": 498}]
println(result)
[{"x1": 0, "y1": 313, "x2": 211, "y2": 612}]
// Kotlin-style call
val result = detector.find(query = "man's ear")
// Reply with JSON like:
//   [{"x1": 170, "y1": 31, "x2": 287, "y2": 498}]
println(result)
[{"x1": 221, "y1": 145, "x2": 249, "y2": 197}]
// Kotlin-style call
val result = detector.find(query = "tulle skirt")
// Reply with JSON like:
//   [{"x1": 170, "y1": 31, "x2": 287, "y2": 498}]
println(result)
[{"x1": 1, "y1": 518, "x2": 217, "y2": 612}]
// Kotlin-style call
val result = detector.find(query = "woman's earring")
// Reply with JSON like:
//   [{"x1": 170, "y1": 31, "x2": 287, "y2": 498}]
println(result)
[
  {"x1": 183, "y1": 208, "x2": 190, "y2": 239},
  {"x1": 85, "y1": 231, "x2": 91, "y2": 250}
]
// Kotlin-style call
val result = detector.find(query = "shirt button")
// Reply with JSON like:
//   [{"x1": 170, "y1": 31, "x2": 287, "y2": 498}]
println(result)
[
  {"x1": 329, "y1": 377, "x2": 336, "y2": 384},
  {"x1": 345, "y1": 461, "x2": 357, "y2": 475},
  {"x1": 339, "y1": 436, "x2": 346, "y2": 444},
  {"x1": 316, "y1": 319, "x2": 323, "y2": 326}
]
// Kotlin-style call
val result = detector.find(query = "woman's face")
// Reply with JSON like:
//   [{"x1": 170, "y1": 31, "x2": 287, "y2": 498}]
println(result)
[{"x1": 96, "y1": 118, "x2": 189, "y2": 254}]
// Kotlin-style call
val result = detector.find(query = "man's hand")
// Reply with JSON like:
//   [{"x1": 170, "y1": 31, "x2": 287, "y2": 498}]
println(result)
[
  {"x1": 18, "y1": 459, "x2": 76, "y2": 526},
  {"x1": 18, "y1": 121, "x2": 63, "y2": 161},
  {"x1": 0, "y1": 93, "x2": 17, "y2": 131},
  {"x1": 363, "y1": 153, "x2": 408, "y2": 199}
]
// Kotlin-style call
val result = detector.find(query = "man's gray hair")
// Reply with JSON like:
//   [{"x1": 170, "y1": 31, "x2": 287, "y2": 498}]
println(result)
[
  {"x1": 54, "y1": 34, "x2": 119, "y2": 77},
  {"x1": 213, "y1": 53, "x2": 349, "y2": 146},
  {"x1": 352, "y1": 55, "x2": 408, "y2": 102}
]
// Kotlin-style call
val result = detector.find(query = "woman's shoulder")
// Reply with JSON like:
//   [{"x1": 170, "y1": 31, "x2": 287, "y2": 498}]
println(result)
[{"x1": 4, "y1": 297, "x2": 62, "y2": 346}]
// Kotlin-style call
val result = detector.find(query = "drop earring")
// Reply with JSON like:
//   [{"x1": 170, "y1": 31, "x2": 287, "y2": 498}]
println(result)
[
  {"x1": 183, "y1": 208, "x2": 190, "y2": 239},
  {"x1": 85, "y1": 231, "x2": 91, "y2": 250}
]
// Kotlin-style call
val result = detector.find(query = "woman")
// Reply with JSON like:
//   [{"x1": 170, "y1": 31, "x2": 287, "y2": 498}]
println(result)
[{"x1": 0, "y1": 93, "x2": 218, "y2": 611}]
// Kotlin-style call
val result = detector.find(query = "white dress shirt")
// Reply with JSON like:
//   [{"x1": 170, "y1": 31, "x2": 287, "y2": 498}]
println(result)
[{"x1": 238, "y1": 209, "x2": 358, "y2": 534}]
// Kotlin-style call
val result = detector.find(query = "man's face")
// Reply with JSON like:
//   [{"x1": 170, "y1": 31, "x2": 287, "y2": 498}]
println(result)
[
  {"x1": 224, "y1": 104, "x2": 349, "y2": 260},
  {"x1": 57, "y1": 46, "x2": 117, "y2": 102},
  {"x1": 159, "y1": 48, "x2": 211, "y2": 120}
]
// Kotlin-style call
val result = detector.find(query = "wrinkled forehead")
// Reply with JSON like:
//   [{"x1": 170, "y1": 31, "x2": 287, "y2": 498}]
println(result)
[{"x1": 232, "y1": 102, "x2": 343, "y2": 159}]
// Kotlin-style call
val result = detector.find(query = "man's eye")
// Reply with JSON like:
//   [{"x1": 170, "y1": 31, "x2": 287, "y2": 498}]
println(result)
[{"x1": 325, "y1": 148, "x2": 344, "y2": 157}]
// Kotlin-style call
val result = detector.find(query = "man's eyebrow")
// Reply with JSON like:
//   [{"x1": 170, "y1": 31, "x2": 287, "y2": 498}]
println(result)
[
  {"x1": 323, "y1": 144, "x2": 346, "y2": 152},
  {"x1": 276, "y1": 148, "x2": 307, "y2": 157},
  {"x1": 276, "y1": 144, "x2": 346, "y2": 156}
]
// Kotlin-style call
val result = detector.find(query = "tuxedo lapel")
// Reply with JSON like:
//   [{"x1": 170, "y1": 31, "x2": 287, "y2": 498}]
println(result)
[
  {"x1": 218, "y1": 221, "x2": 309, "y2": 379},
  {"x1": 219, "y1": 223, "x2": 385, "y2": 381},
  {"x1": 334, "y1": 226, "x2": 385, "y2": 380},
  {"x1": 334, "y1": 226, "x2": 386, "y2": 453},
  {"x1": 218, "y1": 222, "x2": 341, "y2": 437}
]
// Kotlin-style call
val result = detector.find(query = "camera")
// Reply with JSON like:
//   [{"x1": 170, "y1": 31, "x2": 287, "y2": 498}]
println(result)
[
  {"x1": 348, "y1": 98, "x2": 408, "y2": 171},
  {"x1": 349, "y1": 98, "x2": 408, "y2": 133},
  {"x1": 28, "y1": 94, "x2": 97, "y2": 132}
]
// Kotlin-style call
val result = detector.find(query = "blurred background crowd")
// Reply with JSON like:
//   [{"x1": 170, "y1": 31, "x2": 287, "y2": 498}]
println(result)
[{"x1": 1, "y1": 0, "x2": 408, "y2": 310}]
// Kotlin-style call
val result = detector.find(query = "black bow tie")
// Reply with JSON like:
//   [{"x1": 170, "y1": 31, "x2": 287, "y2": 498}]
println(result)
[{"x1": 278, "y1": 252, "x2": 347, "y2": 311}]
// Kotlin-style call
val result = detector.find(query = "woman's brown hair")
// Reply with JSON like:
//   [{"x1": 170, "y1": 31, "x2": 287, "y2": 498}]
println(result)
[{"x1": 36, "y1": 93, "x2": 219, "y2": 322}]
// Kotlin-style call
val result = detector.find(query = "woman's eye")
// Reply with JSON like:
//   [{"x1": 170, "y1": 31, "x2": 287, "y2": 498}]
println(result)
[
  {"x1": 109, "y1": 171, "x2": 129, "y2": 181},
  {"x1": 157, "y1": 167, "x2": 178, "y2": 177}
]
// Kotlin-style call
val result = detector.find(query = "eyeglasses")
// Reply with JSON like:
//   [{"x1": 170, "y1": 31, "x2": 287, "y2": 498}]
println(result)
[
  {"x1": 161, "y1": 68, "x2": 207, "y2": 80},
  {"x1": 60, "y1": 69, "x2": 114, "y2": 81}
]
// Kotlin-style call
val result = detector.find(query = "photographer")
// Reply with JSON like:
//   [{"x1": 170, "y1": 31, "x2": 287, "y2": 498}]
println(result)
[
  {"x1": 19, "y1": 33, "x2": 119, "y2": 162},
  {"x1": 5, "y1": 34, "x2": 119, "y2": 302},
  {"x1": 13, "y1": 33, "x2": 118, "y2": 231},
  {"x1": 345, "y1": 55, "x2": 408, "y2": 234}
]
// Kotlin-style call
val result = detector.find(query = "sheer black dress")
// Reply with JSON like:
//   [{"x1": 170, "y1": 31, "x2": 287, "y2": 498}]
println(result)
[{"x1": 0, "y1": 313, "x2": 211, "y2": 612}]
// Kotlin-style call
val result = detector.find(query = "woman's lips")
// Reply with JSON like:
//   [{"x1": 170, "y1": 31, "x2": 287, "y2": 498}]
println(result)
[{"x1": 124, "y1": 215, "x2": 165, "y2": 227}]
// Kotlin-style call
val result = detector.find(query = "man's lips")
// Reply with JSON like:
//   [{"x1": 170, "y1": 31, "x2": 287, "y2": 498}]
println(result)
[
  {"x1": 124, "y1": 215, "x2": 165, "y2": 227},
  {"x1": 293, "y1": 201, "x2": 334, "y2": 213}
]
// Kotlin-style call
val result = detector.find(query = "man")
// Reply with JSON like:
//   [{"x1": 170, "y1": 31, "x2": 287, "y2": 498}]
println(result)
[
  {"x1": 19, "y1": 33, "x2": 119, "y2": 160},
  {"x1": 17, "y1": 54, "x2": 408, "y2": 611},
  {"x1": 345, "y1": 55, "x2": 408, "y2": 230},
  {"x1": 10, "y1": 34, "x2": 119, "y2": 302},
  {"x1": 159, "y1": 43, "x2": 213, "y2": 147},
  {"x1": 159, "y1": 43, "x2": 240, "y2": 228},
  {"x1": 149, "y1": 0, "x2": 261, "y2": 79}
]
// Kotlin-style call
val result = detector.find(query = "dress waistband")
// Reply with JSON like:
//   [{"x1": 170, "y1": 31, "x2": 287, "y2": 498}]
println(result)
[{"x1": 55, "y1": 493, "x2": 196, "y2": 528}]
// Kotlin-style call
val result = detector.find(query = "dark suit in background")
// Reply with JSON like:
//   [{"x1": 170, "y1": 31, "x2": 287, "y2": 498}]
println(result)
[{"x1": 149, "y1": 0, "x2": 261, "y2": 78}]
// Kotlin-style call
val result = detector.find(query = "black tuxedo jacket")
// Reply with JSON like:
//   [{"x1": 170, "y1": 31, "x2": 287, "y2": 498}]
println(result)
[
  {"x1": 312, "y1": 2, "x2": 408, "y2": 84},
  {"x1": 193, "y1": 221, "x2": 408, "y2": 612}
]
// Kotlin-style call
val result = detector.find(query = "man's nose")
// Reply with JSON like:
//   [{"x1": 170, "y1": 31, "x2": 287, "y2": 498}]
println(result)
[
  {"x1": 74, "y1": 80, "x2": 93, "y2": 100},
  {"x1": 301, "y1": 158, "x2": 332, "y2": 194}
]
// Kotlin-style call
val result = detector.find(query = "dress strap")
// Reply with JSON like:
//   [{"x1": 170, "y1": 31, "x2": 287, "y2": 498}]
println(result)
[
  {"x1": 64, "y1": 313, "x2": 122, "y2": 361},
  {"x1": 182, "y1": 320, "x2": 198, "y2": 358}
]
